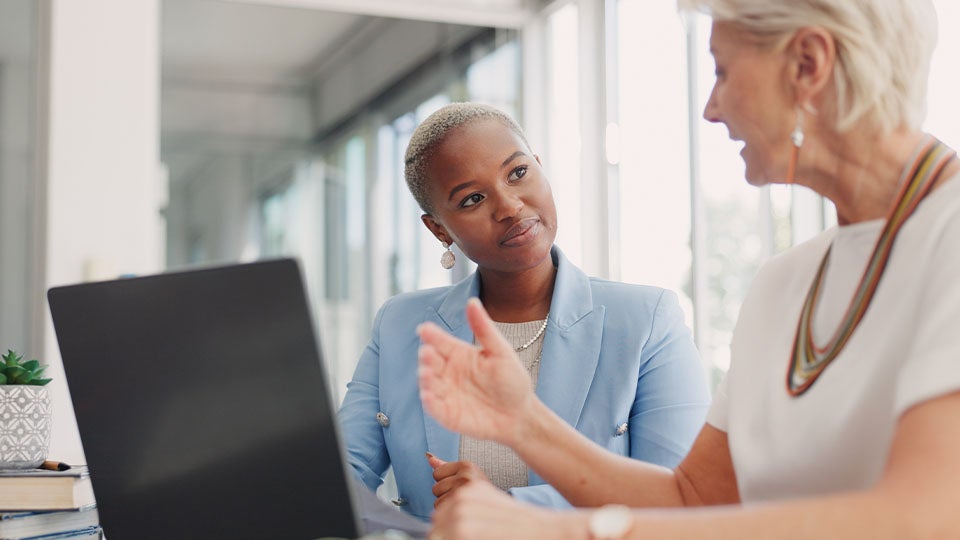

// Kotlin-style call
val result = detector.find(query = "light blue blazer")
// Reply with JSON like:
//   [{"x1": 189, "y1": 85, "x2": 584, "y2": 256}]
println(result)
[{"x1": 338, "y1": 247, "x2": 710, "y2": 520}]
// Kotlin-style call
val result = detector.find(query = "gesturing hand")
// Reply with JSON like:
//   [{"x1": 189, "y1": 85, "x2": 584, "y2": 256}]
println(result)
[
  {"x1": 427, "y1": 453, "x2": 491, "y2": 509},
  {"x1": 417, "y1": 298, "x2": 536, "y2": 447}
]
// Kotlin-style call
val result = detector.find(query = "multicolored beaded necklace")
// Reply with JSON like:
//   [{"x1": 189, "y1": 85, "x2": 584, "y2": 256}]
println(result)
[{"x1": 786, "y1": 136, "x2": 958, "y2": 396}]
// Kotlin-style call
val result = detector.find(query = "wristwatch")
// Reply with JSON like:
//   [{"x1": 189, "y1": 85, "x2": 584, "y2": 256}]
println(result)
[{"x1": 587, "y1": 504, "x2": 634, "y2": 540}]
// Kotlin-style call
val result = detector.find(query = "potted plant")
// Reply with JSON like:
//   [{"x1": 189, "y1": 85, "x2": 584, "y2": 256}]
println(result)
[{"x1": 0, "y1": 349, "x2": 53, "y2": 469}]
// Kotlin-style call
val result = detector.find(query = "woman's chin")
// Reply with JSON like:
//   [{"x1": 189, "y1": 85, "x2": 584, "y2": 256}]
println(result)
[
  {"x1": 743, "y1": 163, "x2": 787, "y2": 187},
  {"x1": 743, "y1": 169, "x2": 767, "y2": 187}
]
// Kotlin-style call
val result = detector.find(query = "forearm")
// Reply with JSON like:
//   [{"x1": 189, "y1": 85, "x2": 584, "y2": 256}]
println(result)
[
  {"x1": 508, "y1": 484, "x2": 572, "y2": 508},
  {"x1": 617, "y1": 488, "x2": 935, "y2": 540},
  {"x1": 539, "y1": 488, "x2": 930, "y2": 540},
  {"x1": 511, "y1": 398, "x2": 684, "y2": 508}
]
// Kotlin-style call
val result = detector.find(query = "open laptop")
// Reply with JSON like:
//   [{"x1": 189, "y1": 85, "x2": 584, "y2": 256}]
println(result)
[{"x1": 48, "y1": 258, "x2": 426, "y2": 540}]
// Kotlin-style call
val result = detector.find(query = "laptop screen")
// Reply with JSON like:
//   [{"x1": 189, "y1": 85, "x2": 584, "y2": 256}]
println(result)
[{"x1": 48, "y1": 259, "x2": 361, "y2": 539}]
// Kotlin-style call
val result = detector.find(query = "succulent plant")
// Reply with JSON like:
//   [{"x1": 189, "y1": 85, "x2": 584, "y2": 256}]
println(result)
[{"x1": 0, "y1": 349, "x2": 52, "y2": 385}]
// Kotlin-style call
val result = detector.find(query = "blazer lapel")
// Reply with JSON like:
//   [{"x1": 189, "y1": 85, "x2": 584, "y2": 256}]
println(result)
[
  {"x1": 420, "y1": 247, "x2": 605, "y2": 472},
  {"x1": 531, "y1": 247, "x2": 605, "y2": 484},
  {"x1": 421, "y1": 272, "x2": 480, "y2": 462},
  {"x1": 536, "y1": 309, "x2": 605, "y2": 426}
]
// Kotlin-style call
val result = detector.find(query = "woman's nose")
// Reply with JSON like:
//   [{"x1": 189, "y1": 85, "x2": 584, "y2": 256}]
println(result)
[
  {"x1": 703, "y1": 88, "x2": 721, "y2": 123},
  {"x1": 493, "y1": 193, "x2": 524, "y2": 222}
]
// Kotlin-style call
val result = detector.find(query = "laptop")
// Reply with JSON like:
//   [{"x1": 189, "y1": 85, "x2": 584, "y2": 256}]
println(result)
[{"x1": 48, "y1": 258, "x2": 426, "y2": 540}]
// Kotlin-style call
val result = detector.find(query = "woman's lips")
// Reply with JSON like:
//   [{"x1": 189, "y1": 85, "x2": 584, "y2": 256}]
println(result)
[{"x1": 501, "y1": 218, "x2": 541, "y2": 247}]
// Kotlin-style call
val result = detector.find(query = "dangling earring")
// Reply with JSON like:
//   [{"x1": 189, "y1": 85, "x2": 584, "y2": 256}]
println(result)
[
  {"x1": 440, "y1": 242, "x2": 456, "y2": 270},
  {"x1": 786, "y1": 107, "x2": 804, "y2": 184}
]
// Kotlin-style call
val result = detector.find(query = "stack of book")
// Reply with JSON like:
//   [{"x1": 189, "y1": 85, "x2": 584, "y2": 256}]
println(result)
[{"x1": 0, "y1": 464, "x2": 101, "y2": 539}]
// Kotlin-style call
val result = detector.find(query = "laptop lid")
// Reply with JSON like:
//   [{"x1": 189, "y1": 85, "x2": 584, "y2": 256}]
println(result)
[{"x1": 48, "y1": 259, "x2": 361, "y2": 539}]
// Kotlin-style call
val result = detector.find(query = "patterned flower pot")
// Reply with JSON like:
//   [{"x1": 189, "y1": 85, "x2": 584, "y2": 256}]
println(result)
[{"x1": 0, "y1": 386, "x2": 52, "y2": 469}]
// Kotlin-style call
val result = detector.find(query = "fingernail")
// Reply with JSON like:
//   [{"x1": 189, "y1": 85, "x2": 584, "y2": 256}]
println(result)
[{"x1": 425, "y1": 452, "x2": 435, "y2": 459}]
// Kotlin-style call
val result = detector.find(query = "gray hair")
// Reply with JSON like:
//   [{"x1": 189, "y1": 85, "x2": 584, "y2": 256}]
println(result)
[
  {"x1": 678, "y1": 0, "x2": 938, "y2": 133},
  {"x1": 404, "y1": 102, "x2": 530, "y2": 214}
]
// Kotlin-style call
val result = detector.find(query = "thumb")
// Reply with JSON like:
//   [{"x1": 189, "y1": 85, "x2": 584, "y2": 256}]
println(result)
[
  {"x1": 425, "y1": 452, "x2": 446, "y2": 470},
  {"x1": 465, "y1": 298, "x2": 513, "y2": 358}
]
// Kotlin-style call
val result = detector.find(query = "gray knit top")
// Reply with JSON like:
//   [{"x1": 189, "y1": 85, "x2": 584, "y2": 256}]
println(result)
[{"x1": 458, "y1": 319, "x2": 546, "y2": 491}]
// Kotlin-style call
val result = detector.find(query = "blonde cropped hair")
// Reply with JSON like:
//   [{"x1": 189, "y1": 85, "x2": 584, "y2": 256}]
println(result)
[
  {"x1": 678, "y1": 0, "x2": 938, "y2": 133},
  {"x1": 404, "y1": 102, "x2": 530, "y2": 214}
]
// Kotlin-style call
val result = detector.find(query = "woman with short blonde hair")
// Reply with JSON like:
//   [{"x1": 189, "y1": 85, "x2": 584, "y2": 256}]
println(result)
[{"x1": 416, "y1": 1, "x2": 960, "y2": 538}]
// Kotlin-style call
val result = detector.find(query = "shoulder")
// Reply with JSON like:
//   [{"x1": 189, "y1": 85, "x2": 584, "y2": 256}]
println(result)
[
  {"x1": 368, "y1": 286, "x2": 457, "y2": 347},
  {"x1": 583, "y1": 278, "x2": 682, "y2": 329},
  {"x1": 375, "y1": 285, "x2": 453, "y2": 322},
  {"x1": 894, "y1": 174, "x2": 960, "y2": 291},
  {"x1": 750, "y1": 229, "x2": 834, "y2": 296},
  {"x1": 587, "y1": 277, "x2": 666, "y2": 300},
  {"x1": 551, "y1": 249, "x2": 675, "y2": 318},
  {"x1": 906, "y1": 173, "x2": 960, "y2": 250},
  {"x1": 587, "y1": 277, "x2": 671, "y2": 307}
]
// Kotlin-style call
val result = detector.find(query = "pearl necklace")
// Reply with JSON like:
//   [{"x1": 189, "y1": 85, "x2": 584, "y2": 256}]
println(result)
[{"x1": 515, "y1": 316, "x2": 548, "y2": 352}]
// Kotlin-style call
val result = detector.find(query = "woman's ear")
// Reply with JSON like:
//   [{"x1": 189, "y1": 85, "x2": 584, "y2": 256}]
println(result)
[
  {"x1": 534, "y1": 154, "x2": 543, "y2": 166},
  {"x1": 789, "y1": 26, "x2": 835, "y2": 107},
  {"x1": 421, "y1": 214, "x2": 451, "y2": 245}
]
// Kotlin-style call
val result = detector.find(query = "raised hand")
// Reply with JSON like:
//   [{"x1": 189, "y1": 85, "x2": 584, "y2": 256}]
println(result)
[{"x1": 417, "y1": 298, "x2": 536, "y2": 446}]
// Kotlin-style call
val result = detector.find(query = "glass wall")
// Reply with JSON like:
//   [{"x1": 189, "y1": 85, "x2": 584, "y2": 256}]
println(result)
[
  {"x1": 161, "y1": 1, "x2": 520, "y2": 399},
  {"x1": 255, "y1": 36, "x2": 522, "y2": 400},
  {"x1": 928, "y1": 0, "x2": 960, "y2": 149},
  {"x1": 545, "y1": 3, "x2": 583, "y2": 265},
  {"x1": 615, "y1": 2, "x2": 762, "y2": 386},
  {"x1": 162, "y1": 0, "x2": 960, "y2": 399},
  {"x1": 0, "y1": 0, "x2": 40, "y2": 355}
]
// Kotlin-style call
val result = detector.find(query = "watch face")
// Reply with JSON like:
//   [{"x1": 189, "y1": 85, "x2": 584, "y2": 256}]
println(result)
[{"x1": 589, "y1": 504, "x2": 633, "y2": 540}]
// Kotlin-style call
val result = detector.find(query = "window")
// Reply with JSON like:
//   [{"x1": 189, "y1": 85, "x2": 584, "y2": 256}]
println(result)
[
  {"x1": 545, "y1": 3, "x2": 583, "y2": 266},
  {"x1": 927, "y1": 0, "x2": 960, "y2": 149},
  {"x1": 251, "y1": 37, "x2": 521, "y2": 397},
  {"x1": 615, "y1": 0, "x2": 693, "y2": 321},
  {"x1": 611, "y1": 4, "x2": 829, "y2": 386},
  {"x1": 0, "y1": 0, "x2": 40, "y2": 354}
]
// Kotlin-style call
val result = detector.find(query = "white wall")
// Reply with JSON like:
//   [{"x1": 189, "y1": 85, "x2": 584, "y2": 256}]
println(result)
[{"x1": 43, "y1": 0, "x2": 163, "y2": 463}]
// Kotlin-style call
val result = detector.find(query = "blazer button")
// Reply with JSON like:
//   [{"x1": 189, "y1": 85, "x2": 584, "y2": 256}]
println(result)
[
  {"x1": 391, "y1": 497, "x2": 408, "y2": 506},
  {"x1": 615, "y1": 422, "x2": 628, "y2": 436},
  {"x1": 376, "y1": 412, "x2": 390, "y2": 427}
]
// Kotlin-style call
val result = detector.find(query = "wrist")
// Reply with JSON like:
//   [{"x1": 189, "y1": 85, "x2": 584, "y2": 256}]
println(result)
[
  {"x1": 510, "y1": 397, "x2": 551, "y2": 451},
  {"x1": 550, "y1": 511, "x2": 591, "y2": 540},
  {"x1": 587, "y1": 505, "x2": 635, "y2": 540}
]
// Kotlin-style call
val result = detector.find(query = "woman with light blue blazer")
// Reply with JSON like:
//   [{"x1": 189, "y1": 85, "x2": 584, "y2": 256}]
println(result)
[{"x1": 337, "y1": 102, "x2": 710, "y2": 521}]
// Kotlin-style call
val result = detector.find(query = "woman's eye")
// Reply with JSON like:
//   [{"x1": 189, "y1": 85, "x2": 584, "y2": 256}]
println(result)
[
  {"x1": 508, "y1": 165, "x2": 527, "y2": 182},
  {"x1": 459, "y1": 193, "x2": 484, "y2": 208}
]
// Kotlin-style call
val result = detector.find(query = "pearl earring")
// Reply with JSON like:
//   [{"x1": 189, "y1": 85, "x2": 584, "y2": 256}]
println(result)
[
  {"x1": 440, "y1": 242, "x2": 456, "y2": 270},
  {"x1": 791, "y1": 107, "x2": 805, "y2": 148},
  {"x1": 786, "y1": 107, "x2": 805, "y2": 185}
]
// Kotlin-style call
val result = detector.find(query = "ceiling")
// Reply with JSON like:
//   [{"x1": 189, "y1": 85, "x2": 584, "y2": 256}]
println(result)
[
  {"x1": 162, "y1": 0, "x2": 369, "y2": 88},
  {"x1": 223, "y1": 0, "x2": 533, "y2": 28},
  {"x1": 0, "y1": 0, "x2": 526, "y2": 189},
  {"x1": 160, "y1": 0, "x2": 495, "y2": 188}
]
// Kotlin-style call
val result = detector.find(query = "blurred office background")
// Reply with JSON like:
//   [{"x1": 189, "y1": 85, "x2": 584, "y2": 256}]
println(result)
[{"x1": 1, "y1": 0, "x2": 959, "y2": 465}]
